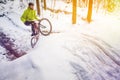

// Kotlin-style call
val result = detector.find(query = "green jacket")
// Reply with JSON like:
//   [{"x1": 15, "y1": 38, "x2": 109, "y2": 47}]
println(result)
[{"x1": 21, "y1": 7, "x2": 39, "y2": 23}]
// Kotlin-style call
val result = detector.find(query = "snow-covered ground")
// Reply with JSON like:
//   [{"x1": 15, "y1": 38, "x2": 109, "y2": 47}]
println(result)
[{"x1": 0, "y1": 0, "x2": 120, "y2": 80}]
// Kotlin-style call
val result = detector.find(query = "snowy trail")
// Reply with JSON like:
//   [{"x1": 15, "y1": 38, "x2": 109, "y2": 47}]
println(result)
[
  {"x1": 0, "y1": 16, "x2": 120, "y2": 80},
  {"x1": 25, "y1": 31, "x2": 120, "y2": 80}
]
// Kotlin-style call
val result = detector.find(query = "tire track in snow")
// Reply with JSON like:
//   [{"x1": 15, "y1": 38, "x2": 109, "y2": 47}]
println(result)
[
  {"x1": 82, "y1": 33, "x2": 120, "y2": 58},
  {"x1": 70, "y1": 62, "x2": 90, "y2": 80},
  {"x1": 65, "y1": 46, "x2": 107, "y2": 80},
  {"x1": 80, "y1": 34, "x2": 120, "y2": 80},
  {"x1": 81, "y1": 34, "x2": 120, "y2": 66},
  {"x1": 63, "y1": 33, "x2": 120, "y2": 80}
]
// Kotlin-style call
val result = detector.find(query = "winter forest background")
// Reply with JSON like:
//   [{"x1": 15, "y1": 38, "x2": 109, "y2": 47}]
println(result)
[{"x1": 0, "y1": 0, "x2": 120, "y2": 80}]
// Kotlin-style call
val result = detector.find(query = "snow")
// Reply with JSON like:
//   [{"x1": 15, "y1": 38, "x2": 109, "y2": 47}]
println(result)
[
  {"x1": 0, "y1": 13, "x2": 31, "y2": 49},
  {"x1": 0, "y1": 0, "x2": 120, "y2": 80}
]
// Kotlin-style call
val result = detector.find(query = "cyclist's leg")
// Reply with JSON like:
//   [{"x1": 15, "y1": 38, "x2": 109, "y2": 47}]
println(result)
[
  {"x1": 24, "y1": 21, "x2": 36, "y2": 36},
  {"x1": 24, "y1": 21, "x2": 32, "y2": 25},
  {"x1": 33, "y1": 22, "x2": 39, "y2": 35},
  {"x1": 31, "y1": 23, "x2": 36, "y2": 36}
]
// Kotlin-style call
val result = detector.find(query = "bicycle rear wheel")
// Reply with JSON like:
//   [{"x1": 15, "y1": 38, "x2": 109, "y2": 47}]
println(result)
[
  {"x1": 31, "y1": 35, "x2": 39, "y2": 48},
  {"x1": 39, "y1": 18, "x2": 52, "y2": 36}
]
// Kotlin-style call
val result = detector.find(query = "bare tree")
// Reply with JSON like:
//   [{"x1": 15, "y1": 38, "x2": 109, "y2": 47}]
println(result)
[
  {"x1": 36, "y1": 0, "x2": 40, "y2": 15},
  {"x1": 44, "y1": 0, "x2": 47, "y2": 10},
  {"x1": 20, "y1": 0, "x2": 23, "y2": 2},
  {"x1": 72, "y1": 0, "x2": 77, "y2": 24},
  {"x1": 96, "y1": 0, "x2": 102, "y2": 12},
  {"x1": 87, "y1": 0, "x2": 93, "y2": 23}
]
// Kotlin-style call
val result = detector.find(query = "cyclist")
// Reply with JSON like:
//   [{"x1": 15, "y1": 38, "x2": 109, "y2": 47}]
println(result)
[{"x1": 21, "y1": 2, "x2": 40, "y2": 36}]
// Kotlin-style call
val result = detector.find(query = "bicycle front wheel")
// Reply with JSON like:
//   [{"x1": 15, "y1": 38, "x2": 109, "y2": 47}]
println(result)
[{"x1": 39, "y1": 18, "x2": 52, "y2": 36}]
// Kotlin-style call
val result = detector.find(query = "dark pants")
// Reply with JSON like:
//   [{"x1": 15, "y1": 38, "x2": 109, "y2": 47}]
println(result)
[{"x1": 24, "y1": 21, "x2": 38, "y2": 35}]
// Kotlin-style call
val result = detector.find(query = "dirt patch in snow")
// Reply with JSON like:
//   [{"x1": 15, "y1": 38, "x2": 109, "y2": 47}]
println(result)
[{"x1": 0, "y1": 32, "x2": 27, "y2": 60}]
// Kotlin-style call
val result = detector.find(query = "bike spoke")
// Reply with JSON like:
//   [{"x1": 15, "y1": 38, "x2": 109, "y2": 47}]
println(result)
[{"x1": 39, "y1": 18, "x2": 52, "y2": 36}]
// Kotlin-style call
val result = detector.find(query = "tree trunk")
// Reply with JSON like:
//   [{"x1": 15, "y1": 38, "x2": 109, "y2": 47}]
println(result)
[
  {"x1": 20, "y1": 0, "x2": 23, "y2": 2},
  {"x1": 96, "y1": 0, "x2": 101, "y2": 13},
  {"x1": 87, "y1": 0, "x2": 93, "y2": 23},
  {"x1": 36, "y1": 0, "x2": 40, "y2": 15},
  {"x1": 44, "y1": 0, "x2": 47, "y2": 10},
  {"x1": 72, "y1": 0, "x2": 77, "y2": 24}
]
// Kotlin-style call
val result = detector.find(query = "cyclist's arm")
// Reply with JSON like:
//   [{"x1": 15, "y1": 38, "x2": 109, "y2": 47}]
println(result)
[
  {"x1": 34, "y1": 11, "x2": 40, "y2": 20},
  {"x1": 21, "y1": 10, "x2": 27, "y2": 23}
]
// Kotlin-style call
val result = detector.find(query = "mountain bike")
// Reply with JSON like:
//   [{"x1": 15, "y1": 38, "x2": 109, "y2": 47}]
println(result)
[{"x1": 31, "y1": 18, "x2": 52, "y2": 48}]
